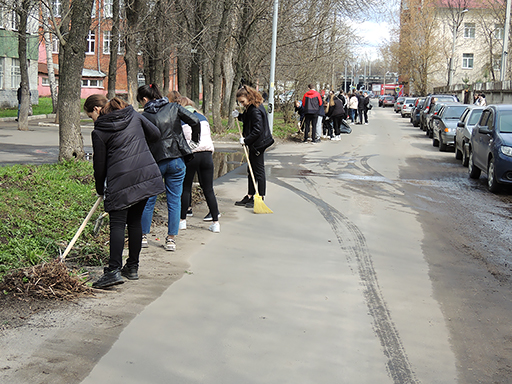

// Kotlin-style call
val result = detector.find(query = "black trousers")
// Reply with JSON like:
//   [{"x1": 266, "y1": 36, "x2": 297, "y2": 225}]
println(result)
[
  {"x1": 108, "y1": 198, "x2": 148, "y2": 271},
  {"x1": 248, "y1": 150, "x2": 266, "y2": 197},
  {"x1": 358, "y1": 109, "x2": 368, "y2": 124},
  {"x1": 331, "y1": 115, "x2": 343, "y2": 135},
  {"x1": 181, "y1": 151, "x2": 220, "y2": 221},
  {"x1": 304, "y1": 114, "x2": 317, "y2": 141}
]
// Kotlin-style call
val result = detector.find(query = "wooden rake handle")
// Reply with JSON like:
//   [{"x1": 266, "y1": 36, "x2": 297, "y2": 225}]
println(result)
[{"x1": 60, "y1": 196, "x2": 103, "y2": 262}]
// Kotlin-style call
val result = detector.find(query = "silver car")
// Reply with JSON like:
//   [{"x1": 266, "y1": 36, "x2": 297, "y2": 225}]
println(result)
[
  {"x1": 432, "y1": 103, "x2": 467, "y2": 151},
  {"x1": 400, "y1": 98, "x2": 417, "y2": 118},
  {"x1": 455, "y1": 105, "x2": 484, "y2": 166}
]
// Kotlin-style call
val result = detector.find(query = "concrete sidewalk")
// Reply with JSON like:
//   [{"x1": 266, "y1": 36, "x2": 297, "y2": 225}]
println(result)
[{"x1": 80, "y1": 118, "x2": 458, "y2": 384}]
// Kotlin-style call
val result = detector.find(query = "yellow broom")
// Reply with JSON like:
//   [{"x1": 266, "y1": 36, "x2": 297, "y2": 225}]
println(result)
[{"x1": 235, "y1": 119, "x2": 273, "y2": 214}]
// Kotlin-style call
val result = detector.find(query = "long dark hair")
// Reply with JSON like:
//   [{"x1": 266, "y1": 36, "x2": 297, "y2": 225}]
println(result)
[{"x1": 137, "y1": 83, "x2": 163, "y2": 103}]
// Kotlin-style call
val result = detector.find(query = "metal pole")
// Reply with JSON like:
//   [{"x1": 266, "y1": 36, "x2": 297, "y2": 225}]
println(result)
[
  {"x1": 267, "y1": 0, "x2": 279, "y2": 134},
  {"x1": 500, "y1": 0, "x2": 511, "y2": 81}
]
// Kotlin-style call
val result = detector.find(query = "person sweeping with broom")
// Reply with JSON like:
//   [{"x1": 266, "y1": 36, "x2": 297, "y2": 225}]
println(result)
[{"x1": 232, "y1": 85, "x2": 273, "y2": 213}]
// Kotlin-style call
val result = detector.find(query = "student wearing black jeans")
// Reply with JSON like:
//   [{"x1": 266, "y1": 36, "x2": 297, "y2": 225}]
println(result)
[{"x1": 178, "y1": 97, "x2": 221, "y2": 233}]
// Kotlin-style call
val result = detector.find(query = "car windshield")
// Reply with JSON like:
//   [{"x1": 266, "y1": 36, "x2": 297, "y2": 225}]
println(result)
[
  {"x1": 468, "y1": 110, "x2": 484, "y2": 125},
  {"x1": 498, "y1": 111, "x2": 512, "y2": 133},
  {"x1": 437, "y1": 96, "x2": 456, "y2": 103},
  {"x1": 443, "y1": 106, "x2": 466, "y2": 119},
  {"x1": 405, "y1": 98, "x2": 416, "y2": 104}
]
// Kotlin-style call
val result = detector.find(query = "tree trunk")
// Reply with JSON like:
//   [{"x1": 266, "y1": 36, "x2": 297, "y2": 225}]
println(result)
[
  {"x1": 222, "y1": 39, "x2": 234, "y2": 116},
  {"x1": 163, "y1": 59, "x2": 170, "y2": 95},
  {"x1": 57, "y1": 0, "x2": 95, "y2": 161},
  {"x1": 42, "y1": 6, "x2": 58, "y2": 113},
  {"x1": 17, "y1": 0, "x2": 30, "y2": 132},
  {"x1": 107, "y1": 0, "x2": 120, "y2": 99},
  {"x1": 177, "y1": 54, "x2": 188, "y2": 96},
  {"x1": 201, "y1": 60, "x2": 211, "y2": 116},
  {"x1": 124, "y1": 0, "x2": 144, "y2": 107},
  {"x1": 190, "y1": 51, "x2": 200, "y2": 106}
]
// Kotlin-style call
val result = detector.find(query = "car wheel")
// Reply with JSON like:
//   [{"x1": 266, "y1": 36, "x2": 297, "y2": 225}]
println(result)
[
  {"x1": 462, "y1": 145, "x2": 470, "y2": 167},
  {"x1": 455, "y1": 144, "x2": 463, "y2": 160},
  {"x1": 428, "y1": 128, "x2": 433, "y2": 138},
  {"x1": 468, "y1": 151, "x2": 481, "y2": 179},
  {"x1": 439, "y1": 136, "x2": 447, "y2": 151},
  {"x1": 487, "y1": 157, "x2": 500, "y2": 193},
  {"x1": 433, "y1": 134, "x2": 439, "y2": 147}
]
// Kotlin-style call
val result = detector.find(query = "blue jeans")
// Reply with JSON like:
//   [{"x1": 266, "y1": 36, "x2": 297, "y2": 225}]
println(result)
[{"x1": 141, "y1": 157, "x2": 186, "y2": 236}]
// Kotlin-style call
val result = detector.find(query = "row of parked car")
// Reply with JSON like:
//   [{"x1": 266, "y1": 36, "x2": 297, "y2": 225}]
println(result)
[{"x1": 387, "y1": 94, "x2": 512, "y2": 193}]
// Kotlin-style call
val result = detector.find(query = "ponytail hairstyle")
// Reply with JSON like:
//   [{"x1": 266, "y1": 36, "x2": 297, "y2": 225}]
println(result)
[
  {"x1": 100, "y1": 97, "x2": 129, "y2": 116},
  {"x1": 137, "y1": 83, "x2": 163, "y2": 103},
  {"x1": 235, "y1": 85, "x2": 264, "y2": 107},
  {"x1": 168, "y1": 90, "x2": 182, "y2": 103}
]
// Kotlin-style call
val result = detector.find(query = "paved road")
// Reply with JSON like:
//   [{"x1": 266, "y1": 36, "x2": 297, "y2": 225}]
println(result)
[{"x1": 77, "y1": 106, "x2": 460, "y2": 384}]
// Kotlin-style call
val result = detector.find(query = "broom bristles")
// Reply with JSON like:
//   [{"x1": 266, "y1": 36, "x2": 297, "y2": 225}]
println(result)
[{"x1": 253, "y1": 193, "x2": 273, "y2": 214}]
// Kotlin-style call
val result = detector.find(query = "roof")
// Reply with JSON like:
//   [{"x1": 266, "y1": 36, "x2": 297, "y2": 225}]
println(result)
[{"x1": 38, "y1": 63, "x2": 106, "y2": 78}]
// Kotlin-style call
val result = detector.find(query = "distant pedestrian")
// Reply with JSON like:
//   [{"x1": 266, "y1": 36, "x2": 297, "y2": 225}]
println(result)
[
  {"x1": 326, "y1": 92, "x2": 346, "y2": 140},
  {"x1": 301, "y1": 84, "x2": 322, "y2": 142},
  {"x1": 348, "y1": 93, "x2": 358, "y2": 124},
  {"x1": 84, "y1": 94, "x2": 165, "y2": 289},
  {"x1": 295, "y1": 100, "x2": 305, "y2": 132},
  {"x1": 359, "y1": 91, "x2": 370, "y2": 125}
]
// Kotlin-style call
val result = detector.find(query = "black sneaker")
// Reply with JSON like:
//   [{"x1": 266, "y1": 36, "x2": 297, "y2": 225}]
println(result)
[
  {"x1": 186, "y1": 208, "x2": 193, "y2": 217},
  {"x1": 203, "y1": 212, "x2": 221, "y2": 221},
  {"x1": 235, "y1": 195, "x2": 251, "y2": 206},
  {"x1": 92, "y1": 269, "x2": 124, "y2": 289},
  {"x1": 121, "y1": 265, "x2": 139, "y2": 280},
  {"x1": 245, "y1": 196, "x2": 254, "y2": 208}
]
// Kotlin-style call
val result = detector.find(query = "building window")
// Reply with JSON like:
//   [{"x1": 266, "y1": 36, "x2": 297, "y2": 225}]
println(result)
[
  {"x1": 495, "y1": 24, "x2": 504, "y2": 40},
  {"x1": 0, "y1": 58, "x2": 3, "y2": 89},
  {"x1": 104, "y1": 0, "x2": 113, "y2": 18},
  {"x1": 91, "y1": 0, "x2": 96, "y2": 18},
  {"x1": 82, "y1": 79, "x2": 103, "y2": 88},
  {"x1": 10, "y1": 58, "x2": 20, "y2": 89},
  {"x1": 464, "y1": 23, "x2": 475, "y2": 39},
  {"x1": 52, "y1": 0, "x2": 61, "y2": 18},
  {"x1": 42, "y1": 77, "x2": 58, "y2": 86},
  {"x1": 86, "y1": 30, "x2": 95, "y2": 54},
  {"x1": 52, "y1": 35, "x2": 59, "y2": 53},
  {"x1": 103, "y1": 31, "x2": 111, "y2": 54},
  {"x1": 137, "y1": 72, "x2": 145, "y2": 86},
  {"x1": 462, "y1": 53, "x2": 474, "y2": 69}
]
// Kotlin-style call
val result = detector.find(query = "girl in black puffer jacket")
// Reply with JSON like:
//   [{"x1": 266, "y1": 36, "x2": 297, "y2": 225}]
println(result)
[{"x1": 85, "y1": 95, "x2": 165, "y2": 289}]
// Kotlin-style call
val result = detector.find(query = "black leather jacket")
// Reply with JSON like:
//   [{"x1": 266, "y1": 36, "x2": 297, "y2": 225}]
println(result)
[
  {"x1": 142, "y1": 99, "x2": 201, "y2": 163},
  {"x1": 239, "y1": 104, "x2": 273, "y2": 154}
]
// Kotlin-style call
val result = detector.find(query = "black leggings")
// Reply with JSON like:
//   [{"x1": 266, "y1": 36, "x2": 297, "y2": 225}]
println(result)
[
  {"x1": 331, "y1": 115, "x2": 343, "y2": 135},
  {"x1": 248, "y1": 150, "x2": 266, "y2": 197},
  {"x1": 181, "y1": 151, "x2": 220, "y2": 221},
  {"x1": 108, "y1": 198, "x2": 147, "y2": 271}
]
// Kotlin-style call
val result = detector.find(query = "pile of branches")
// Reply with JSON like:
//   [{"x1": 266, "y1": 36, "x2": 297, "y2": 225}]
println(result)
[{"x1": 0, "y1": 260, "x2": 94, "y2": 300}]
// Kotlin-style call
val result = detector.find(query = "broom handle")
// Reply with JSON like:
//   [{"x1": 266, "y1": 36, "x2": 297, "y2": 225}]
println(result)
[
  {"x1": 60, "y1": 196, "x2": 103, "y2": 262},
  {"x1": 235, "y1": 118, "x2": 259, "y2": 194}
]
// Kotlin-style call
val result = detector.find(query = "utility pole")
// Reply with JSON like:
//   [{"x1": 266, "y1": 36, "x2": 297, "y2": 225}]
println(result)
[
  {"x1": 268, "y1": 0, "x2": 279, "y2": 133},
  {"x1": 500, "y1": 0, "x2": 511, "y2": 81}
]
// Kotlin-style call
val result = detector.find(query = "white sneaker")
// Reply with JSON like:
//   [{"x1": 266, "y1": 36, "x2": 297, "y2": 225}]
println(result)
[
  {"x1": 141, "y1": 234, "x2": 148, "y2": 248},
  {"x1": 164, "y1": 238, "x2": 176, "y2": 251},
  {"x1": 365, "y1": 122, "x2": 368, "y2": 125},
  {"x1": 337, "y1": 135, "x2": 341, "y2": 140},
  {"x1": 209, "y1": 222, "x2": 220, "y2": 233},
  {"x1": 179, "y1": 220, "x2": 187, "y2": 230}
]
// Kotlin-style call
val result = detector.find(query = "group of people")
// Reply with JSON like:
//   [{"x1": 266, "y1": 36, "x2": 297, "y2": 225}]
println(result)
[
  {"x1": 295, "y1": 85, "x2": 371, "y2": 142},
  {"x1": 85, "y1": 84, "x2": 272, "y2": 289}
]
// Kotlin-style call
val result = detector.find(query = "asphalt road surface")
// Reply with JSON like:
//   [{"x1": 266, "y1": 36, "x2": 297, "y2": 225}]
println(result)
[
  {"x1": 79, "y1": 104, "x2": 512, "y2": 383},
  {"x1": 2, "y1": 106, "x2": 512, "y2": 383}
]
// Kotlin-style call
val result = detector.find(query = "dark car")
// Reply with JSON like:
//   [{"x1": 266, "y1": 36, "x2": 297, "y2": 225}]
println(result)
[
  {"x1": 378, "y1": 95, "x2": 386, "y2": 107},
  {"x1": 419, "y1": 94, "x2": 459, "y2": 131},
  {"x1": 431, "y1": 103, "x2": 466, "y2": 151},
  {"x1": 455, "y1": 105, "x2": 484, "y2": 166},
  {"x1": 411, "y1": 97, "x2": 425, "y2": 127},
  {"x1": 425, "y1": 102, "x2": 445, "y2": 138},
  {"x1": 468, "y1": 105, "x2": 512, "y2": 192},
  {"x1": 382, "y1": 95, "x2": 395, "y2": 107},
  {"x1": 394, "y1": 97, "x2": 405, "y2": 113}
]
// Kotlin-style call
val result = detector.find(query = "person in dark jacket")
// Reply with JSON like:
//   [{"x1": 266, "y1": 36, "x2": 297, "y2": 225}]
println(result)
[
  {"x1": 137, "y1": 84, "x2": 201, "y2": 252},
  {"x1": 301, "y1": 84, "x2": 322, "y2": 142},
  {"x1": 326, "y1": 93, "x2": 346, "y2": 140},
  {"x1": 232, "y1": 85, "x2": 274, "y2": 208},
  {"x1": 84, "y1": 95, "x2": 165, "y2": 289},
  {"x1": 294, "y1": 100, "x2": 305, "y2": 133},
  {"x1": 360, "y1": 91, "x2": 370, "y2": 125}
]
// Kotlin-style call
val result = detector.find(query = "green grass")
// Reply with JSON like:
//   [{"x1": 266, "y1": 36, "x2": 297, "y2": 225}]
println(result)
[
  {"x1": 0, "y1": 97, "x2": 88, "y2": 118},
  {"x1": 0, "y1": 161, "x2": 109, "y2": 278}
]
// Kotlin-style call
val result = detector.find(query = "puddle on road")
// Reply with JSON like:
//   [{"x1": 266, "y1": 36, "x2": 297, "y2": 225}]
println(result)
[
  {"x1": 336, "y1": 174, "x2": 393, "y2": 183},
  {"x1": 212, "y1": 150, "x2": 245, "y2": 179}
]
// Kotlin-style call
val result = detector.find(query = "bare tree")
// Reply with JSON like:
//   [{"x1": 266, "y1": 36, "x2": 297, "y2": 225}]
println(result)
[
  {"x1": 107, "y1": 0, "x2": 121, "y2": 99},
  {"x1": 41, "y1": 3, "x2": 58, "y2": 113},
  {"x1": 57, "y1": 0, "x2": 95, "y2": 161}
]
